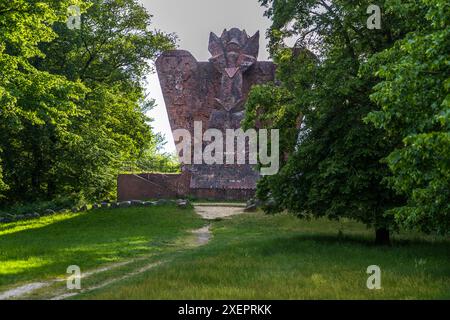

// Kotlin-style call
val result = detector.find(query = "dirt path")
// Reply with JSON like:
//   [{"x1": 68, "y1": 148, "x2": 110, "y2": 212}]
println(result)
[
  {"x1": 194, "y1": 204, "x2": 246, "y2": 220},
  {"x1": 0, "y1": 283, "x2": 53, "y2": 300},
  {"x1": 50, "y1": 261, "x2": 164, "y2": 300},
  {"x1": 0, "y1": 204, "x2": 246, "y2": 300}
]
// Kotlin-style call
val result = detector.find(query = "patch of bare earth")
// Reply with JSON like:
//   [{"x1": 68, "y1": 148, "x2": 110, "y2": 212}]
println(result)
[{"x1": 193, "y1": 204, "x2": 246, "y2": 220}]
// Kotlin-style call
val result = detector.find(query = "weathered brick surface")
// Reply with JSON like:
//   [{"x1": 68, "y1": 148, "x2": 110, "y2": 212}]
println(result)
[
  {"x1": 117, "y1": 173, "x2": 190, "y2": 201},
  {"x1": 118, "y1": 29, "x2": 276, "y2": 201},
  {"x1": 117, "y1": 172, "x2": 254, "y2": 201},
  {"x1": 191, "y1": 188, "x2": 257, "y2": 201}
]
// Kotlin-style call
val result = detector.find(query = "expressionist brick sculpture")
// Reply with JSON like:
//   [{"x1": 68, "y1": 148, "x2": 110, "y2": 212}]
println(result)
[
  {"x1": 155, "y1": 28, "x2": 276, "y2": 199},
  {"x1": 117, "y1": 29, "x2": 276, "y2": 201}
]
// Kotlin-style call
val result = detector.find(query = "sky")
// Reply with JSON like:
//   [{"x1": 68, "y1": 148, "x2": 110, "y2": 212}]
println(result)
[{"x1": 138, "y1": 0, "x2": 273, "y2": 153}]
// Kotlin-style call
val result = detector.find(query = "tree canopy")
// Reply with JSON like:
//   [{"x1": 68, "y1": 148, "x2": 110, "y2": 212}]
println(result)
[
  {"x1": 0, "y1": 0, "x2": 176, "y2": 205},
  {"x1": 244, "y1": 0, "x2": 449, "y2": 242},
  {"x1": 365, "y1": 0, "x2": 449, "y2": 234}
]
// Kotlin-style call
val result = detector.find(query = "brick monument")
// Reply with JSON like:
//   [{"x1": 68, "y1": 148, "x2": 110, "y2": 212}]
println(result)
[{"x1": 117, "y1": 28, "x2": 276, "y2": 201}]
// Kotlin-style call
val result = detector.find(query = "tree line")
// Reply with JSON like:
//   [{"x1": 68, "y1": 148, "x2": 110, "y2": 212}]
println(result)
[{"x1": 0, "y1": 0, "x2": 177, "y2": 207}]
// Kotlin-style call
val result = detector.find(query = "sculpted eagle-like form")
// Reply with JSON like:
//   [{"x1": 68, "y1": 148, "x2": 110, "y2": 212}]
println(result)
[{"x1": 155, "y1": 28, "x2": 275, "y2": 191}]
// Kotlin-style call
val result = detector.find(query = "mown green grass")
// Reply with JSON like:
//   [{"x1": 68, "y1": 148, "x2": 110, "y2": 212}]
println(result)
[
  {"x1": 77, "y1": 212, "x2": 450, "y2": 300},
  {"x1": 0, "y1": 205, "x2": 203, "y2": 291}
]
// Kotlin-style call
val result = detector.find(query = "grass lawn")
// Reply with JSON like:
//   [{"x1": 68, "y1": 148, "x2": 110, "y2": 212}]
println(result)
[
  {"x1": 75, "y1": 212, "x2": 450, "y2": 300},
  {"x1": 0, "y1": 205, "x2": 204, "y2": 292},
  {"x1": 1, "y1": 206, "x2": 449, "y2": 300}
]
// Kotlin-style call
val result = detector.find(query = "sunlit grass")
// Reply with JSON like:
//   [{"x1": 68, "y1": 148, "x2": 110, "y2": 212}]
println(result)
[
  {"x1": 2, "y1": 206, "x2": 449, "y2": 300},
  {"x1": 0, "y1": 258, "x2": 50, "y2": 275},
  {"x1": 0, "y1": 205, "x2": 203, "y2": 291},
  {"x1": 0, "y1": 213, "x2": 79, "y2": 236},
  {"x1": 77, "y1": 213, "x2": 450, "y2": 300}
]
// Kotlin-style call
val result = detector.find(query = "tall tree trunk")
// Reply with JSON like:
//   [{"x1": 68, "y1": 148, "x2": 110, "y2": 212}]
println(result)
[
  {"x1": 47, "y1": 179, "x2": 56, "y2": 200},
  {"x1": 375, "y1": 228, "x2": 390, "y2": 246}
]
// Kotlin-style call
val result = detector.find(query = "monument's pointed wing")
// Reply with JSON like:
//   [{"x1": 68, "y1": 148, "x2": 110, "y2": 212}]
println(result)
[
  {"x1": 243, "y1": 31, "x2": 260, "y2": 59},
  {"x1": 120, "y1": 29, "x2": 277, "y2": 202},
  {"x1": 155, "y1": 50, "x2": 201, "y2": 134}
]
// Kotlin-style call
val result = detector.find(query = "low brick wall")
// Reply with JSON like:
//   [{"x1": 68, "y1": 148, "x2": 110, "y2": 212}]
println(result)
[
  {"x1": 117, "y1": 173, "x2": 190, "y2": 201},
  {"x1": 117, "y1": 173, "x2": 255, "y2": 201},
  {"x1": 191, "y1": 188, "x2": 255, "y2": 201}
]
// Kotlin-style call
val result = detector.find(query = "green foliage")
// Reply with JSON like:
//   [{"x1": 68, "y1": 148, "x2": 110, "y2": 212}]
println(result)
[
  {"x1": 244, "y1": 47, "x2": 321, "y2": 161},
  {"x1": 0, "y1": 156, "x2": 7, "y2": 197},
  {"x1": 365, "y1": 0, "x2": 450, "y2": 234},
  {"x1": 0, "y1": 195, "x2": 83, "y2": 216},
  {"x1": 0, "y1": 0, "x2": 88, "y2": 200},
  {"x1": 246, "y1": 0, "x2": 411, "y2": 238},
  {"x1": 243, "y1": 83, "x2": 299, "y2": 164},
  {"x1": 121, "y1": 141, "x2": 181, "y2": 174},
  {"x1": 135, "y1": 151, "x2": 181, "y2": 174},
  {"x1": 0, "y1": 0, "x2": 176, "y2": 205},
  {"x1": 248, "y1": 0, "x2": 449, "y2": 237}
]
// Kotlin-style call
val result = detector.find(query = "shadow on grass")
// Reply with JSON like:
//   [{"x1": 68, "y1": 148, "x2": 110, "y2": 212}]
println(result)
[
  {"x1": 194, "y1": 222, "x2": 450, "y2": 275},
  {"x1": 236, "y1": 232, "x2": 450, "y2": 258}
]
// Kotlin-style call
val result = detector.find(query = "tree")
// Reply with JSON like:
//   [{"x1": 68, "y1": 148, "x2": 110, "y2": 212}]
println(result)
[
  {"x1": 244, "y1": 0, "x2": 427, "y2": 244},
  {"x1": 41, "y1": 0, "x2": 175, "y2": 200},
  {"x1": 0, "y1": 154, "x2": 7, "y2": 197},
  {"x1": 0, "y1": 0, "x2": 88, "y2": 203},
  {"x1": 0, "y1": 0, "x2": 176, "y2": 204},
  {"x1": 365, "y1": 0, "x2": 450, "y2": 235}
]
